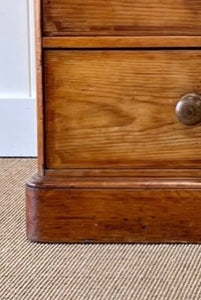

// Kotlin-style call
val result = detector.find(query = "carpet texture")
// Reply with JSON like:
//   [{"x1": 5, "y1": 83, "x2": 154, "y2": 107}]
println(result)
[{"x1": 1, "y1": 158, "x2": 201, "y2": 300}]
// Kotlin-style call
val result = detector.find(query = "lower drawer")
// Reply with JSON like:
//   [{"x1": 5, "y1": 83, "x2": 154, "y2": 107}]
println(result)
[{"x1": 44, "y1": 50, "x2": 201, "y2": 169}]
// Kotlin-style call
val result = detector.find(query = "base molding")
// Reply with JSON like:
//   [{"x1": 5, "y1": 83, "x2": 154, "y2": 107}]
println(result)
[{"x1": 26, "y1": 173, "x2": 201, "y2": 243}]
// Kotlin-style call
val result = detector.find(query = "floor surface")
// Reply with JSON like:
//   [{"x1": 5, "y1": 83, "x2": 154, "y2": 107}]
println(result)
[{"x1": 1, "y1": 158, "x2": 201, "y2": 299}]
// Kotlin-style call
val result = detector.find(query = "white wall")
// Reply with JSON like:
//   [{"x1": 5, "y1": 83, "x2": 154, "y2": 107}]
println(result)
[{"x1": 0, "y1": 0, "x2": 36, "y2": 156}]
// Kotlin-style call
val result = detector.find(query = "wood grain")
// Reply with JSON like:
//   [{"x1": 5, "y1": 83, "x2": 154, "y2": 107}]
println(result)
[
  {"x1": 44, "y1": 50, "x2": 201, "y2": 169},
  {"x1": 26, "y1": 178, "x2": 201, "y2": 243},
  {"x1": 45, "y1": 168, "x2": 201, "y2": 179},
  {"x1": 42, "y1": 0, "x2": 201, "y2": 37},
  {"x1": 35, "y1": 0, "x2": 44, "y2": 175},
  {"x1": 43, "y1": 36, "x2": 201, "y2": 48},
  {"x1": 28, "y1": 173, "x2": 201, "y2": 189},
  {"x1": 29, "y1": 0, "x2": 201, "y2": 244}
]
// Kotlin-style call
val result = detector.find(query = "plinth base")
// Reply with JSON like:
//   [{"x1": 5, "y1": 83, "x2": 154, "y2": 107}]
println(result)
[{"x1": 26, "y1": 173, "x2": 201, "y2": 243}]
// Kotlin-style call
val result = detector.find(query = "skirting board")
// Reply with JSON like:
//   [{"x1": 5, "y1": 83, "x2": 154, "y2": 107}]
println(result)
[{"x1": 0, "y1": 98, "x2": 37, "y2": 156}]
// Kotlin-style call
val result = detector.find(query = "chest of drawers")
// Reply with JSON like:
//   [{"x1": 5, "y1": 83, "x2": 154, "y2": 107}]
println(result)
[{"x1": 26, "y1": 0, "x2": 201, "y2": 243}]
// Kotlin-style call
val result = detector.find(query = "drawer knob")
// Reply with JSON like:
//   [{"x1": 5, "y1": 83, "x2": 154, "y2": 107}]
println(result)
[{"x1": 176, "y1": 93, "x2": 201, "y2": 126}]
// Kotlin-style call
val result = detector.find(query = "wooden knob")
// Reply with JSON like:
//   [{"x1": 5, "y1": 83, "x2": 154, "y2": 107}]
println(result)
[{"x1": 176, "y1": 93, "x2": 201, "y2": 126}]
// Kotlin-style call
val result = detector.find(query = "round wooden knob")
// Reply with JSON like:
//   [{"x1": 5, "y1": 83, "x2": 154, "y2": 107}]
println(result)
[{"x1": 176, "y1": 93, "x2": 201, "y2": 126}]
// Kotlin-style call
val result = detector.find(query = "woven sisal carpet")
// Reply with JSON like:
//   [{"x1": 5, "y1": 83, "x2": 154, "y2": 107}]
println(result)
[{"x1": 1, "y1": 159, "x2": 201, "y2": 300}]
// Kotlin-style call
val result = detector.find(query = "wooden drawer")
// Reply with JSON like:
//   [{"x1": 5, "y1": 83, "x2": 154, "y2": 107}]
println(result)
[
  {"x1": 44, "y1": 50, "x2": 201, "y2": 169},
  {"x1": 27, "y1": 0, "x2": 201, "y2": 243},
  {"x1": 42, "y1": 0, "x2": 201, "y2": 37}
]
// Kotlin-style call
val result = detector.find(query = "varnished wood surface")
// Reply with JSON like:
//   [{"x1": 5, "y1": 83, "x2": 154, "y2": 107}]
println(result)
[
  {"x1": 26, "y1": 178, "x2": 201, "y2": 243},
  {"x1": 43, "y1": 36, "x2": 201, "y2": 49},
  {"x1": 35, "y1": 0, "x2": 44, "y2": 175},
  {"x1": 32, "y1": 0, "x2": 201, "y2": 244},
  {"x1": 28, "y1": 173, "x2": 201, "y2": 189},
  {"x1": 45, "y1": 168, "x2": 201, "y2": 179},
  {"x1": 44, "y1": 50, "x2": 201, "y2": 169},
  {"x1": 42, "y1": 0, "x2": 201, "y2": 37}
]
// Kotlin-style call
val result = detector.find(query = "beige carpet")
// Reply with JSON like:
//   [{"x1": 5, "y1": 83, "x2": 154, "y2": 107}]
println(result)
[{"x1": 1, "y1": 159, "x2": 201, "y2": 300}]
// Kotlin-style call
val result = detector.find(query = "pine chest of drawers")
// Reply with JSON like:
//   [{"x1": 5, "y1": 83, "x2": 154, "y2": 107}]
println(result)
[{"x1": 26, "y1": 0, "x2": 201, "y2": 243}]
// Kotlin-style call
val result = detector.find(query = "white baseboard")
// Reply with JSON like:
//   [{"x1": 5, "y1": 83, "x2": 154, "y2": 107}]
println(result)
[{"x1": 0, "y1": 98, "x2": 37, "y2": 156}]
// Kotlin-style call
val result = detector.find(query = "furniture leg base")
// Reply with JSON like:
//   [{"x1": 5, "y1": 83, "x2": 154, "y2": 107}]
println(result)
[{"x1": 26, "y1": 174, "x2": 201, "y2": 243}]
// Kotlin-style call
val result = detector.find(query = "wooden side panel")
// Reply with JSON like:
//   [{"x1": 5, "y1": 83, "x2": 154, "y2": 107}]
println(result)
[
  {"x1": 26, "y1": 184, "x2": 201, "y2": 243},
  {"x1": 44, "y1": 50, "x2": 201, "y2": 169},
  {"x1": 35, "y1": 0, "x2": 44, "y2": 174},
  {"x1": 42, "y1": 0, "x2": 201, "y2": 37}
]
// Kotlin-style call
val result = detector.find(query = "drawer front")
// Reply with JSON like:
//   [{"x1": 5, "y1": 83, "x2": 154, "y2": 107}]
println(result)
[
  {"x1": 43, "y1": 0, "x2": 201, "y2": 36},
  {"x1": 44, "y1": 50, "x2": 201, "y2": 169}
]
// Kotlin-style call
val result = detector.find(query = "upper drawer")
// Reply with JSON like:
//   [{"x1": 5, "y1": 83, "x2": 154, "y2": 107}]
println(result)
[
  {"x1": 42, "y1": 0, "x2": 201, "y2": 36},
  {"x1": 44, "y1": 50, "x2": 201, "y2": 169}
]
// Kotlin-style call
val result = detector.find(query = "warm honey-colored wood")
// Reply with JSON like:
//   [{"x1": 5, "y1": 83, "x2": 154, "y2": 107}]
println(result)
[
  {"x1": 44, "y1": 50, "x2": 201, "y2": 169},
  {"x1": 26, "y1": 176, "x2": 201, "y2": 243},
  {"x1": 45, "y1": 168, "x2": 201, "y2": 179},
  {"x1": 35, "y1": 0, "x2": 44, "y2": 175},
  {"x1": 28, "y1": 173, "x2": 201, "y2": 189},
  {"x1": 43, "y1": 36, "x2": 201, "y2": 49},
  {"x1": 26, "y1": 0, "x2": 201, "y2": 243},
  {"x1": 42, "y1": 0, "x2": 201, "y2": 37}
]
